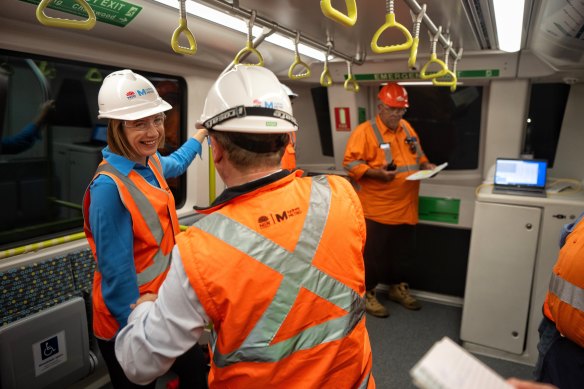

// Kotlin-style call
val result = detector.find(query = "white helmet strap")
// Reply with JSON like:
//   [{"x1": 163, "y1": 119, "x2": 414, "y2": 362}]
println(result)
[{"x1": 203, "y1": 105, "x2": 298, "y2": 130}]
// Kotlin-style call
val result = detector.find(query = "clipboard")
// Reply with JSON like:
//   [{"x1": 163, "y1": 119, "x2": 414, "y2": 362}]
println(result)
[{"x1": 406, "y1": 162, "x2": 448, "y2": 181}]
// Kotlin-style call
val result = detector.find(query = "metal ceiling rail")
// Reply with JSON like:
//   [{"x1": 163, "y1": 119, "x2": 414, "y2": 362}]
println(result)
[
  {"x1": 195, "y1": 0, "x2": 364, "y2": 65},
  {"x1": 403, "y1": 0, "x2": 461, "y2": 60}
]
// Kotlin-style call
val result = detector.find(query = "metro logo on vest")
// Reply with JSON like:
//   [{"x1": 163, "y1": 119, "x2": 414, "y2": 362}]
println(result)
[{"x1": 258, "y1": 207, "x2": 302, "y2": 229}]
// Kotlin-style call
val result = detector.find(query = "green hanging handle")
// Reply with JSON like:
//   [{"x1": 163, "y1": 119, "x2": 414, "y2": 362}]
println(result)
[
  {"x1": 171, "y1": 0, "x2": 197, "y2": 55},
  {"x1": 371, "y1": 0, "x2": 413, "y2": 54}
]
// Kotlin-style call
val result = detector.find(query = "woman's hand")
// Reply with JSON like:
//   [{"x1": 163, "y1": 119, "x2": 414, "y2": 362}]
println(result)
[{"x1": 193, "y1": 128, "x2": 208, "y2": 144}]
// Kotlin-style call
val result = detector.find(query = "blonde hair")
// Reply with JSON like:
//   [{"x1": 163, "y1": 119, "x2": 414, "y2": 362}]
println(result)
[{"x1": 106, "y1": 119, "x2": 165, "y2": 160}]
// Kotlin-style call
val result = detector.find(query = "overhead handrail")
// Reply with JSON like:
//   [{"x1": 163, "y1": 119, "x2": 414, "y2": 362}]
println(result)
[
  {"x1": 320, "y1": 0, "x2": 358, "y2": 27},
  {"x1": 419, "y1": 26, "x2": 448, "y2": 80},
  {"x1": 371, "y1": 0, "x2": 413, "y2": 54},
  {"x1": 197, "y1": 0, "x2": 363, "y2": 64},
  {"x1": 288, "y1": 31, "x2": 311, "y2": 80},
  {"x1": 320, "y1": 40, "x2": 334, "y2": 87},
  {"x1": 85, "y1": 67, "x2": 103, "y2": 82},
  {"x1": 344, "y1": 60, "x2": 359, "y2": 92},
  {"x1": 171, "y1": 0, "x2": 197, "y2": 55},
  {"x1": 36, "y1": 0, "x2": 96, "y2": 30},
  {"x1": 407, "y1": 4, "x2": 426, "y2": 70},
  {"x1": 402, "y1": 0, "x2": 458, "y2": 60},
  {"x1": 432, "y1": 40, "x2": 457, "y2": 91},
  {"x1": 233, "y1": 10, "x2": 264, "y2": 66}
]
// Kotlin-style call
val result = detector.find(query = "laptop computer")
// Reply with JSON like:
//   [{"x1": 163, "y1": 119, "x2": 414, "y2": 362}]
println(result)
[{"x1": 492, "y1": 158, "x2": 547, "y2": 197}]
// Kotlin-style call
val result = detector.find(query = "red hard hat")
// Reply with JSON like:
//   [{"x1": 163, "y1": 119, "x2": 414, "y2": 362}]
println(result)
[{"x1": 378, "y1": 82, "x2": 409, "y2": 108}]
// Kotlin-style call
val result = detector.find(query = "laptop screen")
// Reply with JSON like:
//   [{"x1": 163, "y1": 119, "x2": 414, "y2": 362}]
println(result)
[{"x1": 494, "y1": 158, "x2": 548, "y2": 189}]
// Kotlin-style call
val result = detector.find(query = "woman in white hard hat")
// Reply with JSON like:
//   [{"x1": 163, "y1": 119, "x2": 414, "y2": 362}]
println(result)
[{"x1": 82, "y1": 69, "x2": 208, "y2": 388}]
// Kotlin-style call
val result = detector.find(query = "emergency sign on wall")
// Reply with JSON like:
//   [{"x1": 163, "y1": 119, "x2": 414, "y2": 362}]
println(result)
[{"x1": 334, "y1": 107, "x2": 351, "y2": 131}]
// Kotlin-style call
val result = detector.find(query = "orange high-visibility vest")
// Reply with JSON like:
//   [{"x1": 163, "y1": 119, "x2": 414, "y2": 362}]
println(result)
[
  {"x1": 83, "y1": 154, "x2": 180, "y2": 340},
  {"x1": 177, "y1": 171, "x2": 375, "y2": 388},
  {"x1": 543, "y1": 217, "x2": 584, "y2": 348},
  {"x1": 343, "y1": 116, "x2": 429, "y2": 225},
  {"x1": 281, "y1": 132, "x2": 297, "y2": 170}
]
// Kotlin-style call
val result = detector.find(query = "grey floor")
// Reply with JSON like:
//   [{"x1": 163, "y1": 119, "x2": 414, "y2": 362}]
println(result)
[
  {"x1": 95, "y1": 297, "x2": 535, "y2": 388},
  {"x1": 366, "y1": 296, "x2": 535, "y2": 388}
]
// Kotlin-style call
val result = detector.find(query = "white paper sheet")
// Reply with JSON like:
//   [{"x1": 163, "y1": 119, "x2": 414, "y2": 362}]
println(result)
[{"x1": 406, "y1": 162, "x2": 449, "y2": 181}]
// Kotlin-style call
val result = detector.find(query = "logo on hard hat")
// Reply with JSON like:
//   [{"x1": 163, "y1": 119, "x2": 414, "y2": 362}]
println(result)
[
  {"x1": 126, "y1": 91, "x2": 136, "y2": 100},
  {"x1": 397, "y1": 96, "x2": 405, "y2": 101}
]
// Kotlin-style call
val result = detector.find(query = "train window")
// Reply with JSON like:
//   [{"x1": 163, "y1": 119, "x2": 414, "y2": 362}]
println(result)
[
  {"x1": 522, "y1": 83, "x2": 570, "y2": 168},
  {"x1": 403, "y1": 85, "x2": 483, "y2": 170},
  {"x1": 0, "y1": 50, "x2": 187, "y2": 251}
]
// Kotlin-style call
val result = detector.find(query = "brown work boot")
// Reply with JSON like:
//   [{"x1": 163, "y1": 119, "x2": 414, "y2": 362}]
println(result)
[
  {"x1": 365, "y1": 290, "x2": 389, "y2": 318},
  {"x1": 388, "y1": 282, "x2": 421, "y2": 310}
]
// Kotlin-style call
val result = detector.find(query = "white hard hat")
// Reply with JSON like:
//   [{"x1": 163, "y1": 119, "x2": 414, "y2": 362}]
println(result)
[
  {"x1": 199, "y1": 65, "x2": 297, "y2": 133},
  {"x1": 97, "y1": 69, "x2": 172, "y2": 120},
  {"x1": 281, "y1": 84, "x2": 298, "y2": 98}
]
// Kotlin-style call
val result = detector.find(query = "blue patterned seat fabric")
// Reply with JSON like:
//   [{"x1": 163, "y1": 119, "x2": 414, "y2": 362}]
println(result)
[{"x1": 0, "y1": 248, "x2": 95, "y2": 327}]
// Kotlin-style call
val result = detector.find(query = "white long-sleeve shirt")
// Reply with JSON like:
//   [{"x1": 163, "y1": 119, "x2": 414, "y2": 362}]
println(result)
[{"x1": 114, "y1": 246, "x2": 210, "y2": 385}]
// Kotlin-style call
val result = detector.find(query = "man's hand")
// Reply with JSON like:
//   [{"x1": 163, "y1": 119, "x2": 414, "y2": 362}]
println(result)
[
  {"x1": 130, "y1": 293, "x2": 158, "y2": 309},
  {"x1": 420, "y1": 162, "x2": 436, "y2": 170},
  {"x1": 364, "y1": 167, "x2": 397, "y2": 183},
  {"x1": 506, "y1": 378, "x2": 558, "y2": 389}
]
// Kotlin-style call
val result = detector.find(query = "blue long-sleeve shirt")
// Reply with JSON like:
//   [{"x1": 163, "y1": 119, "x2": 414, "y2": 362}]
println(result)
[
  {"x1": 88, "y1": 138, "x2": 202, "y2": 333},
  {"x1": 0, "y1": 123, "x2": 42, "y2": 154}
]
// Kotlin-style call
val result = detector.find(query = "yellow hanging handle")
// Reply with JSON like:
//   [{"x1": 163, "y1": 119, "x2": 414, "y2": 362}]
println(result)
[
  {"x1": 288, "y1": 32, "x2": 311, "y2": 79},
  {"x1": 233, "y1": 11, "x2": 264, "y2": 66},
  {"x1": 320, "y1": 0, "x2": 358, "y2": 27},
  {"x1": 171, "y1": 0, "x2": 197, "y2": 55},
  {"x1": 407, "y1": 4, "x2": 426, "y2": 70},
  {"x1": 432, "y1": 41, "x2": 457, "y2": 90},
  {"x1": 36, "y1": 0, "x2": 96, "y2": 30},
  {"x1": 420, "y1": 27, "x2": 448, "y2": 79},
  {"x1": 344, "y1": 61, "x2": 359, "y2": 92},
  {"x1": 371, "y1": 0, "x2": 413, "y2": 54},
  {"x1": 320, "y1": 42, "x2": 333, "y2": 87}
]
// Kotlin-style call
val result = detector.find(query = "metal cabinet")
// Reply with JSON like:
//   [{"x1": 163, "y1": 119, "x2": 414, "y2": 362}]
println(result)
[
  {"x1": 461, "y1": 202, "x2": 541, "y2": 354},
  {"x1": 460, "y1": 187, "x2": 584, "y2": 365}
]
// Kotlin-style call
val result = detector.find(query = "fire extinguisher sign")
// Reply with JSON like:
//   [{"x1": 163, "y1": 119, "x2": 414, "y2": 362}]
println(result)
[{"x1": 334, "y1": 107, "x2": 351, "y2": 131}]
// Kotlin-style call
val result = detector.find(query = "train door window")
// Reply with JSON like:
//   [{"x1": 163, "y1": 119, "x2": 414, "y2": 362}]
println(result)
[
  {"x1": 522, "y1": 83, "x2": 570, "y2": 167},
  {"x1": 0, "y1": 50, "x2": 188, "y2": 252},
  {"x1": 402, "y1": 85, "x2": 483, "y2": 170}
]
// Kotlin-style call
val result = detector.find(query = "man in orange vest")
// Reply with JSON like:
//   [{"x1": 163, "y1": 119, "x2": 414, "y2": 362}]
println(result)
[
  {"x1": 343, "y1": 82, "x2": 435, "y2": 318},
  {"x1": 280, "y1": 83, "x2": 297, "y2": 171},
  {"x1": 535, "y1": 212, "x2": 584, "y2": 388},
  {"x1": 115, "y1": 65, "x2": 375, "y2": 388}
]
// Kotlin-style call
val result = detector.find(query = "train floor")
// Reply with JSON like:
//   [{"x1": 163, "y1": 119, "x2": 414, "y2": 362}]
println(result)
[{"x1": 90, "y1": 297, "x2": 535, "y2": 388}]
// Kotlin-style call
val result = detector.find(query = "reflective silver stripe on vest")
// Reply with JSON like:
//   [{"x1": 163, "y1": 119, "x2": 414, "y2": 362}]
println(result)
[
  {"x1": 357, "y1": 373, "x2": 371, "y2": 389},
  {"x1": 96, "y1": 164, "x2": 170, "y2": 286},
  {"x1": 549, "y1": 272, "x2": 584, "y2": 312},
  {"x1": 195, "y1": 175, "x2": 366, "y2": 367},
  {"x1": 370, "y1": 120, "x2": 393, "y2": 164},
  {"x1": 344, "y1": 159, "x2": 367, "y2": 171},
  {"x1": 370, "y1": 120, "x2": 422, "y2": 172}
]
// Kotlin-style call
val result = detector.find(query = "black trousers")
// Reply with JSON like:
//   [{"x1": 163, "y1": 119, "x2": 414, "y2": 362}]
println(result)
[
  {"x1": 98, "y1": 338, "x2": 208, "y2": 389},
  {"x1": 363, "y1": 219, "x2": 416, "y2": 291}
]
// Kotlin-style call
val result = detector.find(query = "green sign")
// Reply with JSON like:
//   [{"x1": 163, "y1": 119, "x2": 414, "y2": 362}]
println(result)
[
  {"x1": 353, "y1": 69, "x2": 500, "y2": 81},
  {"x1": 358, "y1": 107, "x2": 367, "y2": 124},
  {"x1": 418, "y1": 196, "x2": 460, "y2": 224},
  {"x1": 22, "y1": 0, "x2": 142, "y2": 27}
]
